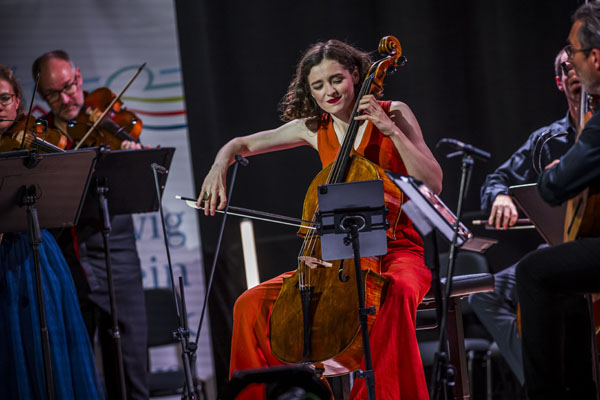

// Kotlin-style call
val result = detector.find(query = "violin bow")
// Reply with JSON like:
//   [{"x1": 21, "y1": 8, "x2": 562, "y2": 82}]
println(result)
[
  {"x1": 19, "y1": 73, "x2": 42, "y2": 150},
  {"x1": 73, "y1": 62, "x2": 146, "y2": 150}
]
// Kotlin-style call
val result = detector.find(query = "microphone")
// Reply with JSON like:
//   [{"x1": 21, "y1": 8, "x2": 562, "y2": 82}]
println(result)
[{"x1": 437, "y1": 138, "x2": 491, "y2": 162}]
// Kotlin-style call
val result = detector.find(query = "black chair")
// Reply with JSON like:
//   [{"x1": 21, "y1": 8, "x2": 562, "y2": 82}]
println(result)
[
  {"x1": 144, "y1": 287, "x2": 205, "y2": 398},
  {"x1": 417, "y1": 250, "x2": 494, "y2": 400}
]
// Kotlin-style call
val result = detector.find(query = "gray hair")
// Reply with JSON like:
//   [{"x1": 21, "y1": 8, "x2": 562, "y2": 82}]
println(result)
[{"x1": 573, "y1": 2, "x2": 600, "y2": 51}]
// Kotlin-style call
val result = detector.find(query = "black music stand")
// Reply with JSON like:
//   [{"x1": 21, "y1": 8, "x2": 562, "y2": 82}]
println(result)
[
  {"x1": 509, "y1": 183, "x2": 566, "y2": 246},
  {"x1": 78, "y1": 146, "x2": 175, "y2": 400},
  {"x1": 386, "y1": 172, "x2": 496, "y2": 400},
  {"x1": 0, "y1": 149, "x2": 96, "y2": 400},
  {"x1": 315, "y1": 180, "x2": 389, "y2": 400}
]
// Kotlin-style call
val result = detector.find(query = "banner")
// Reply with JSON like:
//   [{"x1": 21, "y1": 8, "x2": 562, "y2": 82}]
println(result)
[{"x1": 3, "y1": 0, "x2": 214, "y2": 396}]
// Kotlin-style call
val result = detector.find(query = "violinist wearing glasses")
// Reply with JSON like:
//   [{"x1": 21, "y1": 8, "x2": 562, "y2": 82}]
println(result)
[
  {"x1": 33, "y1": 50, "x2": 149, "y2": 400},
  {"x1": 199, "y1": 39, "x2": 442, "y2": 399},
  {"x1": 0, "y1": 64, "x2": 103, "y2": 399}
]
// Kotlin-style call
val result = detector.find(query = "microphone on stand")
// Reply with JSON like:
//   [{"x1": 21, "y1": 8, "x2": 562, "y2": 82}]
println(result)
[{"x1": 437, "y1": 138, "x2": 491, "y2": 162}]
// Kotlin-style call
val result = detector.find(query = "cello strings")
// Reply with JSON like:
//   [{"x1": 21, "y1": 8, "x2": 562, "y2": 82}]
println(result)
[{"x1": 296, "y1": 71, "x2": 376, "y2": 288}]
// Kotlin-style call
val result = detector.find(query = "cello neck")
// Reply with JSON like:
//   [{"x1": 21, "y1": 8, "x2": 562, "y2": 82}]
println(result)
[{"x1": 329, "y1": 73, "x2": 376, "y2": 184}]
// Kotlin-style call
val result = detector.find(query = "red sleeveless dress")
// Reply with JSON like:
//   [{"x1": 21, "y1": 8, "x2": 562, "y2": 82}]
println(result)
[{"x1": 229, "y1": 102, "x2": 431, "y2": 400}]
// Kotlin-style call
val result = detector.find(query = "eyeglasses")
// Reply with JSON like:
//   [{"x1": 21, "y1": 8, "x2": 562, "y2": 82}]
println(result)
[
  {"x1": 560, "y1": 61, "x2": 574, "y2": 76},
  {"x1": 565, "y1": 44, "x2": 592, "y2": 59},
  {"x1": 43, "y1": 73, "x2": 79, "y2": 104},
  {"x1": 0, "y1": 93, "x2": 16, "y2": 107}
]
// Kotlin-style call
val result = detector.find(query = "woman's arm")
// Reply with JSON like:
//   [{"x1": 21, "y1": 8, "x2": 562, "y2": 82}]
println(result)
[
  {"x1": 355, "y1": 96, "x2": 443, "y2": 194},
  {"x1": 198, "y1": 119, "x2": 317, "y2": 214}
]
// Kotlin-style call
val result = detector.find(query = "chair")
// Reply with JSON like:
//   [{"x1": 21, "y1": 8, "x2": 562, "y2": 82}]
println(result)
[
  {"x1": 328, "y1": 251, "x2": 494, "y2": 400},
  {"x1": 417, "y1": 250, "x2": 494, "y2": 400},
  {"x1": 144, "y1": 287, "x2": 206, "y2": 398}
]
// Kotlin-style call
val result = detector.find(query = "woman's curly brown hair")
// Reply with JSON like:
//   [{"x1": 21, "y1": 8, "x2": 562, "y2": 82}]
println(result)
[{"x1": 279, "y1": 40, "x2": 373, "y2": 122}]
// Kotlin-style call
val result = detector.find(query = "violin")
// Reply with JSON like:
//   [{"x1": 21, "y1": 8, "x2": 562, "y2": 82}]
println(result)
[
  {"x1": 67, "y1": 87, "x2": 142, "y2": 149},
  {"x1": 269, "y1": 36, "x2": 405, "y2": 375},
  {"x1": 0, "y1": 114, "x2": 67, "y2": 153}
]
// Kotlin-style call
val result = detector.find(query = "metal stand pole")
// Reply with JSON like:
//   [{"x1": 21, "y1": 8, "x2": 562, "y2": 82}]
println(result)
[
  {"x1": 430, "y1": 153, "x2": 474, "y2": 400},
  {"x1": 23, "y1": 185, "x2": 55, "y2": 400},
  {"x1": 151, "y1": 163, "x2": 198, "y2": 399},
  {"x1": 346, "y1": 221, "x2": 376, "y2": 400},
  {"x1": 96, "y1": 182, "x2": 127, "y2": 400}
]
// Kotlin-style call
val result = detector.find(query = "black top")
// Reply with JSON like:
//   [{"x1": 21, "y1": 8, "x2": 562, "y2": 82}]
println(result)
[
  {"x1": 480, "y1": 112, "x2": 576, "y2": 212},
  {"x1": 538, "y1": 109, "x2": 600, "y2": 205}
]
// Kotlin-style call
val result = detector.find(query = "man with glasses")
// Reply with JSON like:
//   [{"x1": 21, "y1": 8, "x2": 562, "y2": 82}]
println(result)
[
  {"x1": 33, "y1": 50, "x2": 149, "y2": 400},
  {"x1": 516, "y1": 2, "x2": 600, "y2": 399},
  {"x1": 468, "y1": 46, "x2": 579, "y2": 390}
]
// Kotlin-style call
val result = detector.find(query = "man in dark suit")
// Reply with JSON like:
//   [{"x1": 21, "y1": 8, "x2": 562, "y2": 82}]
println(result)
[{"x1": 517, "y1": 3, "x2": 600, "y2": 399}]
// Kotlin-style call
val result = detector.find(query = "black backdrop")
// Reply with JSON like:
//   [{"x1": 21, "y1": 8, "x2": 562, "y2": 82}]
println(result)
[{"x1": 174, "y1": 0, "x2": 581, "y2": 391}]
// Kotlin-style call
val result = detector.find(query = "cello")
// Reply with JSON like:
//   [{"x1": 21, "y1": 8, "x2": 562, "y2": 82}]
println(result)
[{"x1": 269, "y1": 36, "x2": 407, "y2": 376}]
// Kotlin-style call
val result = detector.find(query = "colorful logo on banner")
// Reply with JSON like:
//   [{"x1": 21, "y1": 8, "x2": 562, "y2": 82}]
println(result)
[{"x1": 31, "y1": 64, "x2": 187, "y2": 132}]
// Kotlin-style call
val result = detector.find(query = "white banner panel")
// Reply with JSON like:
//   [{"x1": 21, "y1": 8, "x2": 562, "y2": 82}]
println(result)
[{"x1": 3, "y1": 0, "x2": 214, "y2": 397}]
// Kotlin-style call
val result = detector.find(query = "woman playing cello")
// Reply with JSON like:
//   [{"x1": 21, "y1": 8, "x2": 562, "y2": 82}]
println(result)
[{"x1": 199, "y1": 39, "x2": 442, "y2": 399}]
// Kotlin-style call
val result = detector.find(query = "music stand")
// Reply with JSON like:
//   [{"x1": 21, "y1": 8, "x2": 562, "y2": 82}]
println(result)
[
  {"x1": 509, "y1": 183, "x2": 566, "y2": 246},
  {"x1": 77, "y1": 146, "x2": 175, "y2": 399},
  {"x1": 385, "y1": 172, "x2": 496, "y2": 399},
  {"x1": 0, "y1": 149, "x2": 96, "y2": 400},
  {"x1": 315, "y1": 179, "x2": 388, "y2": 400},
  {"x1": 79, "y1": 147, "x2": 175, "y2": 218}
]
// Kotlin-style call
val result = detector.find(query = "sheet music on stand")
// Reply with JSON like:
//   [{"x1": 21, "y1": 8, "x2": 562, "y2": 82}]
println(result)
[{"x1": 386, "y1": 172, "x2": 497, "y2": 253}]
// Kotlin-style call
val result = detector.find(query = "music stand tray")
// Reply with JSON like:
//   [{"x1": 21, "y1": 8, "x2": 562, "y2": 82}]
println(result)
[
  {"x1": 509, "y1": 183, "x2": 565, "y2": 246},
  {"x1": 79, "y1": 147, "x2": 175, "y2": 218},
  {"x1": 386, "y1": 172, "x2": 497, "y2": 253},
  {"x1": 316, "y1": 180, "x2": 388, "y2": 260},
  {"x1": 0, "y1": 149, "x2": 96, "y2": 232}
]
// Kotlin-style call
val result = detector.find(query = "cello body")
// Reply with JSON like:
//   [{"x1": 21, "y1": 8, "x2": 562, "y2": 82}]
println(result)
[{"x1": 270, "y1": 155, "x2": 406, "y2": 376}]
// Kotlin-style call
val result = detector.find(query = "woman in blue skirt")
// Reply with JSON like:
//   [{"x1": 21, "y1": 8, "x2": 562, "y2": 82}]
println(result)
[{"x1": 0, "y1": 65, "x2": 103, "y2": 399}]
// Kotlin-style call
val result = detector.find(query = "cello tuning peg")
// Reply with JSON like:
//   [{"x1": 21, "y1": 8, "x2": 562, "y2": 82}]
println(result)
[{"x1": 398, "y1": 56, "x2": 407, "y2": 67}]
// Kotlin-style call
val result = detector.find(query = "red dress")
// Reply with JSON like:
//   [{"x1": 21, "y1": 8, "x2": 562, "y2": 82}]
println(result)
[{"x1": 229, "y1": 102, "x2": 432, "y2": 399}]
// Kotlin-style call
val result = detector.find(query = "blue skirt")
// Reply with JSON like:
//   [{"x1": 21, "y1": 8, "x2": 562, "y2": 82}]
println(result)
[{"x1": 0, "y1": 231, "x2": 104, "y2": 400}]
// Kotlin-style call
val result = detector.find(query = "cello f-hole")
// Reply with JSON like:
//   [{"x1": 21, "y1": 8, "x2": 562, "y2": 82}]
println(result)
[{"x1": 338, "y1": 260, "x2": 349, "y2": 282}]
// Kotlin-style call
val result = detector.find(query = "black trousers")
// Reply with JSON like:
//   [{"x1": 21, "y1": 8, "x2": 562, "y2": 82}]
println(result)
[
  {"x1": 516, "y1": 236, "x2": 600, "y2": 400},
  {"x1": 81, "y1": 294, "x2": 149, "y2": 400}
]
